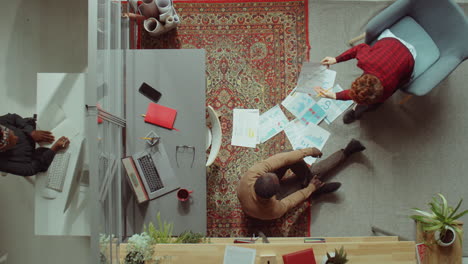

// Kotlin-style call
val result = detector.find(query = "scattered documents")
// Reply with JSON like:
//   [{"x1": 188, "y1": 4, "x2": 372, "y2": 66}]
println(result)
[
  {"x1": 258, "y1": 105, "x2": 289, "y2": 143},
  {"x1": 297, "y1": 104, "x2": 326, "y2": 125},
  {"x1": 316, "y1": 84, "x2": 354, "y2": 124},
  {"x1": 295, "y1": 62, "x2": 337, "y2": 94},
  {"x1": 282, "y1": 89, "x2": 326, "y2": 125},
  {"x1": 223, "y1": 246, "x2": 256, "y2": 264},
  {"x1": 284, "y1": 119, "x2": 331, "y2": 164},
  {"x1": 282, "y1": 89, "x2": 316, "y2": 117},
  {"x1": 231, "y1": 109, "x2": 259, "y2": 148}
]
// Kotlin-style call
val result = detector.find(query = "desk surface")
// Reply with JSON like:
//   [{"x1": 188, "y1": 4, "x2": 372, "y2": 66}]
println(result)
[
  {"x1": 125, "y1": 49, "x2": 207, "y2": 235},
  {"x1": 35, "y1": 73, "x2": 90, "y2": 236}
]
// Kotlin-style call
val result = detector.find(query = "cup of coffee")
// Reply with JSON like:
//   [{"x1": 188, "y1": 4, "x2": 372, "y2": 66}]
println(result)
[{"x1": 177, "y1": 188, "x2": 193, "y2": 202}]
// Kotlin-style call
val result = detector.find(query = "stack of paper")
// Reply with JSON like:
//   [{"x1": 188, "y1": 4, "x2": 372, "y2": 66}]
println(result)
[{"x1": 223, "y1": 246, "x2": 256, "y2": 264}]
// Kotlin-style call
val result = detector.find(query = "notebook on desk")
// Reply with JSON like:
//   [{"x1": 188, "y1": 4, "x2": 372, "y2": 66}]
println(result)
[
  {"x1": 144, "y1": 103, "x2": 178, "y2": 130},
  {"x1": 122, "y1": 141, "x2": 180, "y2": 203}
]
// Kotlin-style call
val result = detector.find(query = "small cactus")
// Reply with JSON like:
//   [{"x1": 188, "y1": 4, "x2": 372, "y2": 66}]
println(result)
[{"x1": 325, "y1": 246, "x2": 349, "y2": 264}]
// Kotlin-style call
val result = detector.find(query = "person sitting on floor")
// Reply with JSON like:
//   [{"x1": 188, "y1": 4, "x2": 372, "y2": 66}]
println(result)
[
  {"x1": 0, "y1": 113, "x2": 70, "y2": 176},
  {"x1": 315, "y1": 31, "x2": 416, "y2": 124},
  {"x1": 237, "y1": 139, "x2": 366, "y2": 220}
]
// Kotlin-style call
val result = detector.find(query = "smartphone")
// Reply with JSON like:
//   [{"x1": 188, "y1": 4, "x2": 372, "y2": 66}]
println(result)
[{"x1": 138, "y1": 82, "x2": 162, "y2": 103}]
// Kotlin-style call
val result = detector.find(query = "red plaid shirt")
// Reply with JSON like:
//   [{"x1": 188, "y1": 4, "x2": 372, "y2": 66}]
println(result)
[{"x1": 335, "y1": 38, "x2": 415, "y2": 103}]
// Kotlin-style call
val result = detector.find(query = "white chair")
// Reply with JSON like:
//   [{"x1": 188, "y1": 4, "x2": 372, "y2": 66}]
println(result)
[{"x1": 206, "y1": 105, "x2": 222, "y2": 166}]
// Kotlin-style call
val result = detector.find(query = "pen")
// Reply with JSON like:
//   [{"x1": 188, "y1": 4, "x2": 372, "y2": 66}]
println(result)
[{"x1": 316, "y1": 87, "x2": 333, "y2": 98}]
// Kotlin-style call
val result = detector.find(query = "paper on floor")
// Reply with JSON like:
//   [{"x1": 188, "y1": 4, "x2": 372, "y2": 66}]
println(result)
[
  {"x1": 258, "y1": 105, "x2": 289, "y2": 143},
  {"x1": 284, "y1": 119, "x2": 331, "y2": 165},
  {"x1": 295, "y1": 62, "x2": 336, "y2": 94},
  {"x1": 316, "y1": 84, "x2": 354, "y2": 124},
  {"x1": 282, "y1": 88, "x2": 316, "y2": 117},
  {"x1": 282, "y1": 89, "x2": 327, "y2": 125},
  {"x1": 231, "y1": 109, "x2": 259, "y2": 148}
]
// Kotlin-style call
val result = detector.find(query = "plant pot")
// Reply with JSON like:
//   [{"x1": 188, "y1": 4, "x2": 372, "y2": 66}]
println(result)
[
  {"x1": 321, "y1": 252, "x2": 334, "y2": 264},
  {"x1": 434, "y1": 226, "x2": 456, "y2": 247}
]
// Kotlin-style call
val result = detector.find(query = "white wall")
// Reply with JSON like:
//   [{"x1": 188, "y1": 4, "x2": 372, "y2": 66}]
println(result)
[{"x1": 0, "y1": 0, "x2": 89, "y2": 263}]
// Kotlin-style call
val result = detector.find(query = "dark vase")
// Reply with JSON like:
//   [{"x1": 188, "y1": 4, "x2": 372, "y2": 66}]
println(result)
[{"x1": 125, "y1": 251, "x2": 145, "y2": 264}]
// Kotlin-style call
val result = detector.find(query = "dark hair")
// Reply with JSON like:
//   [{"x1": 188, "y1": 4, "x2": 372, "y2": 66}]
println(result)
[
  {"x1": 349, "y1": 74, "x2": 384, "y2": 105},
  {"x1": 254, "y1": 172, "x2": 280, "y2": 199}
]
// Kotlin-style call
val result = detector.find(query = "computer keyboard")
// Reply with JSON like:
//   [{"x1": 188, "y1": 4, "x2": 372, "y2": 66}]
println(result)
[
  {"x1": 137, "y1": 154, "x2": 164, "y2": 192},
  {"x1": 45, "y1": 152, "x2": 71, "y2": 192}
]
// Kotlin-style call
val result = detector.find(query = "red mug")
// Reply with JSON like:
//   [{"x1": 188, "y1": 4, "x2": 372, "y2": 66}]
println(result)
[{"x1": 177, "y1": 188, "x2": 193, "y2": 202}]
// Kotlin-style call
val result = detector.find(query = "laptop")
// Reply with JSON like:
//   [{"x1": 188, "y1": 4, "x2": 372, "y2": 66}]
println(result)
[{"x1": 122, "y1": 142, "x2": 179, "y2": 203}]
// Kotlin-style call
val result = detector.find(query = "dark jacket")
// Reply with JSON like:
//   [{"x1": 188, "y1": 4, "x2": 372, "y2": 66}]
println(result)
[{"x1": 0, "y1": 113, "x2": 55, "y2": 176}]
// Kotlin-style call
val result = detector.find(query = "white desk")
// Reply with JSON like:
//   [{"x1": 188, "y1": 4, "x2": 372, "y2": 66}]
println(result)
[{"x1": 34, "y1": 73, "x2": 90, "y2": 236}]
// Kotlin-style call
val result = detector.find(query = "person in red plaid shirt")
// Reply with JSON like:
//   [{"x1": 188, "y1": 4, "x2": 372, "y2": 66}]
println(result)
[{"x1": 314, "y1": 36, "x2": 415, "y2": 124}]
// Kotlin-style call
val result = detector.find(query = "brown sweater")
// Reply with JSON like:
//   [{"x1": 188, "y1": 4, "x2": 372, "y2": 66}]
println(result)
[{"x1": 237, "y1": 148, "x2": 317, "y2": 220}]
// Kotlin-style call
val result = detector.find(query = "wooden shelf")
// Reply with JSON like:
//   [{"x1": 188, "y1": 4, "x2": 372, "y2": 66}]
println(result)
[{"x1": 113, "y1": 237, "x2": 416, "y2": 264}]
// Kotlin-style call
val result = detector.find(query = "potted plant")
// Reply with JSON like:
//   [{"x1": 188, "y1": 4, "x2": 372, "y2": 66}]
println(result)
[
  {"x1": 410, "y1": 193, "x2": 468, "y2": 247},
  {"x1": 145, "y1": 212, "x2": 175, "y2": 244},
  {"x1": 125, "y1": 232, "x2": 154, "y2": 264},
  {"x1": 99, "y1": 233, "x2": 111, "y2": 264},
  {"x1": 322, "y1": 246, "x2": 348, "y2": 264},
  {"x1": 177, "y1": 230, "x2": 210, "y2": 244}
]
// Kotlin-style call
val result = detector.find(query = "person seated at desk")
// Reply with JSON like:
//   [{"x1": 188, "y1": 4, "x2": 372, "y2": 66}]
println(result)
[
  {"x1": 237, "y1": 139, "x2": 365, "y2": 220},
  {"x1": 315, "y1": 34, "x2": 416, "y2": 124},
  {"x1": 0, "y1": 113, "x2": 70, "y2": 177}
]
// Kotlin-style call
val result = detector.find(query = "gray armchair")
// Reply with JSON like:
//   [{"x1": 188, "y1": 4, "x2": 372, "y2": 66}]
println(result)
[{"x1": 364, "y1": 0, "x2": 468, "y2": 96}]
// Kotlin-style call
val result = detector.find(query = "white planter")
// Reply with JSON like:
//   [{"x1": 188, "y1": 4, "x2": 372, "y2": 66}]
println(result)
[{"x1": 435, "y1": 226, "x2": 456, "y2": 247}]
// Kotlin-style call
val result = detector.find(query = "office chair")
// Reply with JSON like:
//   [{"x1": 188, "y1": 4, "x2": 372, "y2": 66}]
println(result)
[
  {"x1": 206, "y1": 105, "x2": 222, "y2": 166},
  {"x1": 349, "y1": 0, "x2": 468, "y2": 100},
  {"x1": 0, "y1": 114, "x2": 37, "y2": 184}
]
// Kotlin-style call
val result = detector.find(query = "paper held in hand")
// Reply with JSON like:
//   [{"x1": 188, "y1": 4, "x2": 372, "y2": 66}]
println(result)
[{"x1": 295, "y1": 62, "x2": 336, "y2": 94}]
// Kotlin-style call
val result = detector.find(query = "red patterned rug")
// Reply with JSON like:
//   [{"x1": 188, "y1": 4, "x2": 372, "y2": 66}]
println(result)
[{"x1": 137, "y1": 0, "x2": 310, "y2": 237}]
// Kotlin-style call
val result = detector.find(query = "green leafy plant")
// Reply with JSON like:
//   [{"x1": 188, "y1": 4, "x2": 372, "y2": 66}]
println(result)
[
  {"x1": 99, "y1": 233, "x2": 114, "y2": 264},
  {"x1": 177, "y1": 230, "x2": 210, "y2": 244},
  {"x1": 145, "y1": 212, "x2": 175, "y2": 244},
  {"x1": 125, "y1": 232, "x2": 154, "y2": 264},
  {"x1": 410, "y1": 193, "x2": 468, "y2": 245},
  {"x1": 325, "y1": 246, "x2": 348, "y2": 264}
]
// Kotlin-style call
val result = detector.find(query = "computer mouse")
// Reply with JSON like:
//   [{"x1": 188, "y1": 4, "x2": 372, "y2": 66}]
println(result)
[{"x1": 41, "y1": 187, "x2": 59, "y2": 200}]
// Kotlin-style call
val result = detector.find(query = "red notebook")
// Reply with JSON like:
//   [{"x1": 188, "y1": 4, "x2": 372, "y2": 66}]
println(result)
[
  {"x1": 282, "y1": 248, "x2": 316, "y2": 264},
  {"x1": 144, "y1": 103, "x2": 178, "y2": 130}
]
